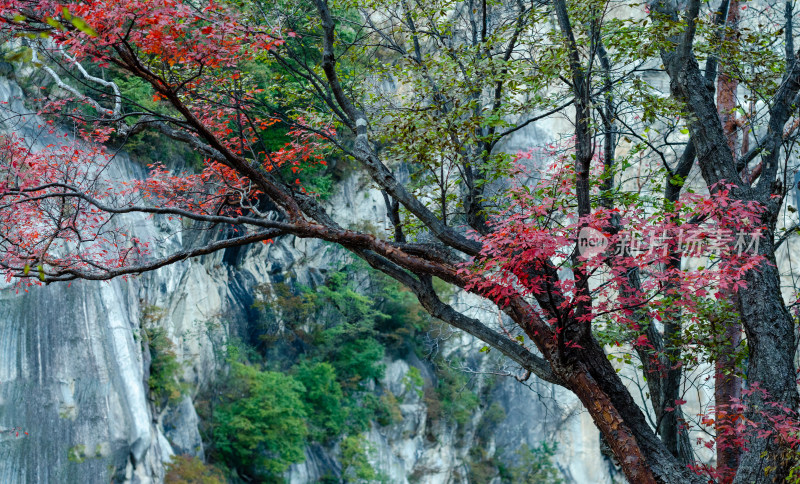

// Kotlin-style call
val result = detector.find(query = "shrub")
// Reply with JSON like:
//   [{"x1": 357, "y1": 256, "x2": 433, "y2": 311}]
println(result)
[
  {"x1": 67, "y1": 444, "x2": 87, "y2": 464},
  {"x1": 146, "y1": 326, "x2": 184, "y2": 408},
  {"x1": 371, "y1": 273, "x2": 431, "y2": 352},
  {"x1": 324, "y1": 336, "x2": 385, "y2": 388},
  {"x1": 346, "y1": 393, "x2": 384, "y2": 435},
  {"x1": 294, "y1": 361, "x2": 347, "y2": 441},
  {"x1": 377, "y1": 391, "x2": 403, "y2": 426},
  {"x1": 483, "y1": 402, "x2": 506, "y2": 426},
  {"x1": 313, "y1": 275, "x2": 387, "y2": 388},
  {"x1": 341, "y1": 434, "x2": 379, "y2": 483},
  {"x1": 164, "y1": 455, "x2": 226, "y2": 484},
  {"x1": 403, "y1": 367, "x2": 424, "y2": 398},
  {"x1": 424, "y1": 386, "x2": 443, "y2": 428},
  {"x1": 509, "y1": 443, "x2": 565, "y2": 484},
  {"x1": 467, "y1": 446, "x2": 499, "y2": 483},
  {"x1": 212, "y1": 362, "x2": 308, "y2": 481}
]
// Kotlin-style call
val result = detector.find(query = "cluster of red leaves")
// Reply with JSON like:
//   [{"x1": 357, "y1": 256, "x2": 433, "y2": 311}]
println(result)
[
  {"x1": 462, "y1": 149, "x2": 767, "y2": 345},
  {"x1": 3, "y1": 0, "x2": 282, "y2": 68},
  {"x1": 0, "y1": 121, "x2": 331, "y2": 280},
  {"x1": 0, "y1": 133, "x2": 149, "y2": 281},
  {"x1": 688, "y1": 382, "x2": 800, "y2": 481},
  {"x1": 0, "y1": 1, "x2": 335, "y2": 280},
  {"x1": 3, "y1": 0, "x2": 287, "y2": 133}
]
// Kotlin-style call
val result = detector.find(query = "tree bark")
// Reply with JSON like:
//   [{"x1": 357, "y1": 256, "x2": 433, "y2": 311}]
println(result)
[{"x1": 714, "y1": 4, "x2": 744, "y2": 480}]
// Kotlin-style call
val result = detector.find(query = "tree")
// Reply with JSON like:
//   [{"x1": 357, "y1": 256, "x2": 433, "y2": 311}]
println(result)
[
  {"x1": 212, "y1": 362, "x2": 308, "y2": 481},
  {"x1": 1, "y1": 0, "x2": 800, "y2": 482}
]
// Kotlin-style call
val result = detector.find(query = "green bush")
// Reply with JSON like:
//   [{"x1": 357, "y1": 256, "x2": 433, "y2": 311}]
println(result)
[
  {"x1": 403, "y1": 367, "x2": 424, "y2": 398},
  {"x1": 67, "y1": 444, "x2": 87, "y2": 464},
  {"x1": 311, "y1": 274, "x2": 387, "y2": 388},
  {"x1": 377, "y1": 391, "x2": 403, "y2": 426},
  {"x1": 146, "y1": 326, "x2": 184, "y2": 408},
  {"x1": 164, "y1": 455, "x2": 226, "y2": 484},
  {"x1": 483, "y1": 402, "x2": 506, "y2": 426},
  {"x1": 294, "y1": 361, "x2": 347, "y2": 441},
  {"x1": 256, "y1": 272, "x2": 388, "y2": 389},
  {"x1": 371, "y1": 274, "x2": 431, "y2": 352},
  {"x1": 467, "y1": 446, "x2": 499, "y2": 483},
  {"x1": 293, "y1": 359, "x2": 392, "y2": 441},
  {"x1": 252, "y1": 282, "x2": 316, "y2": 346},
  {"x1": 509, "y1": 443, "x2": 565, "y2": 484},
  {"x1": 341, "y1": 434, "x2": 380, "y2": 483},
  {"x1": 212, "y1": 362, "x2": 308, "y2": 481},
  {"x1": 324, "y1": 336, "x2": 385, "y2": 389},
  {"x1": 221, "y1": 264, "x2": 502, "y2": 480},
  {"x1": 346, "y1": 393, "x2": 385, "y2": 435}
]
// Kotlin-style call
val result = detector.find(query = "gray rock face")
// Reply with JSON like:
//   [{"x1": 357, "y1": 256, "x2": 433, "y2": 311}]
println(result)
[
  {"x1": 0, "y1": 76, "x2": 621, "y2": 483},
  {"x1": 0, "y1": 277, "x2": 168, "y2": 484},
  {"x1": 162, "y1": 397, "x2": 204, "y2": 459}
]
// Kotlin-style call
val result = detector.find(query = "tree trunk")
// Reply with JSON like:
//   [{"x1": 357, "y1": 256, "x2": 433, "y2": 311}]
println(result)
[{"x1": 715, "y1": 6, "x2": 744, "y2": 478}]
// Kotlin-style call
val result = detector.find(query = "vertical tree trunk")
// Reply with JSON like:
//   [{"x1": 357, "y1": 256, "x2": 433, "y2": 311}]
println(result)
[
  {"x1": 713, "y1": 311, "x2": 743, "y2": 484},
  {"x1": 715, "y1": 4, "x2": 743, "y2": 480}
]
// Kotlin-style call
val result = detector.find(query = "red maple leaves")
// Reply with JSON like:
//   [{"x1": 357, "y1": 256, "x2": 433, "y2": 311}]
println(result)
[{"x1": 0, "y1": 0, "x2": 328, "y2": 281}]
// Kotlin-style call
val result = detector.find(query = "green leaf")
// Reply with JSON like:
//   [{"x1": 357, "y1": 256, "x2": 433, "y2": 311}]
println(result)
[
  {"x1": 23, "y1": 264, "x2": 30, "y2": 276},
  {"x1": 479, "y1": 346, "x2": 490, "y2": 353},
  {"x1": 37, "y1": 265, "x2": 45, "y2": 282},
  {"x1": 44, "y1": 16, "x2": 65, "y2": 31},
  {"x1": 70, "y1": 16, "x2": 98, "y2": 37}
]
